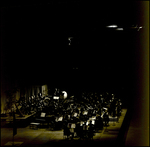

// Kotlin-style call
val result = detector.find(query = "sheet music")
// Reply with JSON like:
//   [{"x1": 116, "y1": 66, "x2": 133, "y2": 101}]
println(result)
[
  {"x1": 92, "y1": 120, "x2": 95, "y2": 125},
  {"x1": 74, "y1": 113, "x2": 77, "y2": 117},
  {"x1": 58, "y1": 117, "x2": 63, "y2": 121},
  {"x1": 41, "y1": 112, "x2": 46, "y2": 117},
  {"x1": 83, "y1": 111, "x2": 88, "y2": 115},
  {"x1": 71, "y1": 123, "x2": 76, "y2": 128}
]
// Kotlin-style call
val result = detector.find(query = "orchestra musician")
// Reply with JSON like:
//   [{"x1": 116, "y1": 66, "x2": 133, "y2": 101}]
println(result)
[{"x1": 15, "y1": 88, "x2": 122, "y2": 138}]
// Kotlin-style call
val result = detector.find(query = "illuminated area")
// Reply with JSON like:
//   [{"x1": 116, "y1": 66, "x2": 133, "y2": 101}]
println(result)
[
  {"x1": 106, "y1": 24, "x2": 118, "y2": 28},
  {"x1": 115, "y1": 28, "x2": 123, "y2": 31},
  {"x1": 1, "y1": 1, "x2": 149, "y2": 147}
]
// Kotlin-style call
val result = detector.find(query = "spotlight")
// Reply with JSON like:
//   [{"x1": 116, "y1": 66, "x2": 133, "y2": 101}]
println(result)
[
  {"x1": 116, "y1": 28, "x2": 123, "y2": 31},
  {"x1": 106, "y1": 25, "x2": 118, "y2": 28}
]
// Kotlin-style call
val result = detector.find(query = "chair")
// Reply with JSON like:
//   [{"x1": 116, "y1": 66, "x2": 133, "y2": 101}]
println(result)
[
  {"x1": 103, "y1": 112, "x2": 109, "y2": 126},
  {"x1": 83, "y1": 125, "x2": 89, "y2": 139},
  {"x1": 63, "y1": 126, "x2": 70, "y2": 139},
  {"x1": 88, "y1": 124, "x2": 95, "y2": 140}
]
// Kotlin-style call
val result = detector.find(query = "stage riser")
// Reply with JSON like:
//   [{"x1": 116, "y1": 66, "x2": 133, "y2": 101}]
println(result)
[{"x1": 1, "y1": 114, "x2": 35, "y2": 128}]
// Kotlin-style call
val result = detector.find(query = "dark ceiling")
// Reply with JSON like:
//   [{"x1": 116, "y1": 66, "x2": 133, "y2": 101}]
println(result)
[{"x1": 1, "y1": 1, "x2": 145, "y2": 92}]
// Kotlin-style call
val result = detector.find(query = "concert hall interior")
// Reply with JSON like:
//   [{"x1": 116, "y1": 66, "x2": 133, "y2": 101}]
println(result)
[{"x1": 1, "y1": 1, "x2": 149, "y2": 147}]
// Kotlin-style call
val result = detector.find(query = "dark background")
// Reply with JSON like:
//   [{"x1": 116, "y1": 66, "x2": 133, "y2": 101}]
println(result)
[{"x1": 1, "y1": 1, "x2": 146, "y2": 106}]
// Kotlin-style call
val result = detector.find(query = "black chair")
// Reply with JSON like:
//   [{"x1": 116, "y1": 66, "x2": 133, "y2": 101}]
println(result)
[
  {"x1": 75, "y1": 123, "x2": 80, "y2": 138},
  {"x1": 116, "y1": 105, "x2": 121, "y2": 122},
  {"x1": 103, "y1": 112, "x2": 109, "y2": 126},
  {"x1": 88, "y1": 123, "x2": 95, "y2": 140},
  {"x1": 63, "y1": 126, "x2": 70, "y2": 139},
  {"x1": 46, "y1": 115, "x2": 55, "y2": 130},
  {"x1": 83, "y1": 125, "x2": 88, "y2": 139}
]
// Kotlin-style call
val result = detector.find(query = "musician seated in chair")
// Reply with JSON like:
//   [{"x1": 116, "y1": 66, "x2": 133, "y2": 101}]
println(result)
[
  {"x1": 88, "y1": 120, "x2": 95, "y2": 140},
  {"x1": 103, "y1": 111, "x2": 109, "y2": 126},
  {"x1": 63, "y1": 124, "x2": 70, "y2": 139}
]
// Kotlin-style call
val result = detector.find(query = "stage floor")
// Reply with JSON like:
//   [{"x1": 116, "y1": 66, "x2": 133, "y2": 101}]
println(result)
[{"x1": 1, "y1": 109, "x2": 127, "y2": 147}]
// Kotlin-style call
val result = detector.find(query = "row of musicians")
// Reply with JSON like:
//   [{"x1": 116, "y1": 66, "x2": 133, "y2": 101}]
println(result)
[
  {"x1": 63, "y1": 103, "x2": 121, "y2": 121},
  {"x1": 47, "y1": 109, "x2": 109, "y2": 130},
  {"x1": 62, "y1": 113, "x2": 108, "y2": 139}
]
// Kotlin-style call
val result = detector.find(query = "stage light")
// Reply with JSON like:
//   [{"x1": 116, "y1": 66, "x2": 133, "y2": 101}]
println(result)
[
  {"x1": 106, "y1": 25, "x2": 118, "y2": 28},
  {"x1": 116, "y1": 28, "x2": 123, "y2": 31}
]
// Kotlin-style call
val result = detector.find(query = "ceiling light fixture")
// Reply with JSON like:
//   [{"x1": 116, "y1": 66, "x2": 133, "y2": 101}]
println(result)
[{"x1": 106, "y1": 25, "x2": 118, "y2": 28}]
